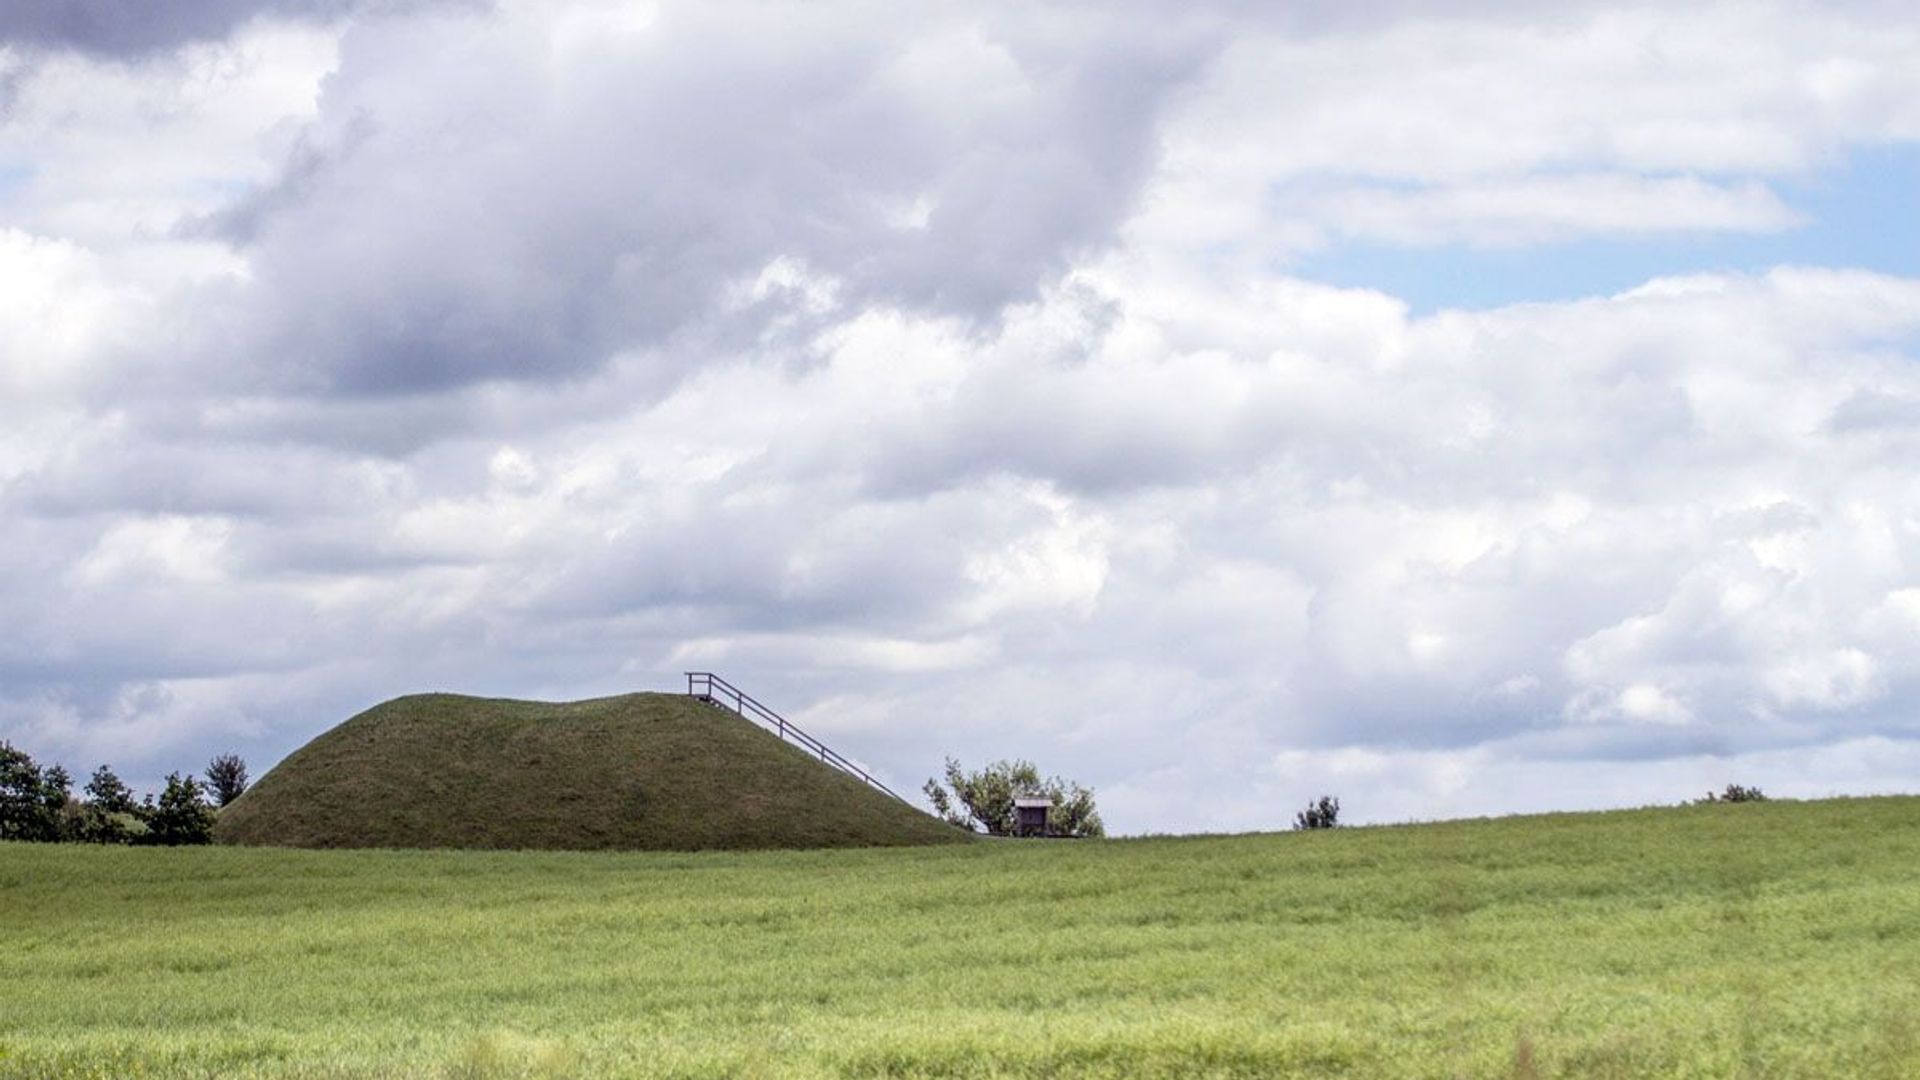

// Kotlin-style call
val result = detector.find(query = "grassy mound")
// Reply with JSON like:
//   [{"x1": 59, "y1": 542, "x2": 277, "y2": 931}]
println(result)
[{"x1": 213, "y1": 691, "x2": 962, "y2": 851}]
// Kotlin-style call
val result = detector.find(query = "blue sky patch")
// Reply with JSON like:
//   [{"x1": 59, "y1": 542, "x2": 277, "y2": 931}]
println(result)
[{"x1": 1297, "y1": 143, "x2": 1920, "y2": 315}]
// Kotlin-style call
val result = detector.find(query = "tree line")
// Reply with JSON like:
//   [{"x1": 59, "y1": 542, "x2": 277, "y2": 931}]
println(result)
[
  {"x1": 0, "y1": 741, "x2": 248, "y2": 846},
  {"x1": 4, "y1": 734, "x2": 1776, "y2": 846}
]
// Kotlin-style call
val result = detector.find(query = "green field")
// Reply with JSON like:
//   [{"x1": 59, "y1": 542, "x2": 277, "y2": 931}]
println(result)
[{"x1": 5, "y1": 797, "x2": 1919, "y2": 1079}]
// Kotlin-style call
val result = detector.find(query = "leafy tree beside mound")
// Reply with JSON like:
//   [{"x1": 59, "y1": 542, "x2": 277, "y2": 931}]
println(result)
[
  {"x1": 147, "y1": 774, "x2": 217, "y2": 846},
  {"x1": 206, "y1": 753, "x2": 249, "y2": 806},
  {"x1": 923, "y1": 757, "x2": 1104, "y2": 838}
]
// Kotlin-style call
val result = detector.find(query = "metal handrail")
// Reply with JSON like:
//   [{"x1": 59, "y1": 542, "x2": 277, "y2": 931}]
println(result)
[{"x1": 684, "y1": 672, "x2": 909, "y2": 804}]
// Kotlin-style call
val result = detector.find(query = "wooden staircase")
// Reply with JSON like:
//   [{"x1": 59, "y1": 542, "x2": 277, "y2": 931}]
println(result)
[{"x1": 684, "y1": 672, "x2": 909, "y2": 804}]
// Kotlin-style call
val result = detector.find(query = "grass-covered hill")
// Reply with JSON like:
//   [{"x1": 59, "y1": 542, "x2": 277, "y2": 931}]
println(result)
[{"x1": 213, "y1": 691, "x2": 962, "y2": 851}]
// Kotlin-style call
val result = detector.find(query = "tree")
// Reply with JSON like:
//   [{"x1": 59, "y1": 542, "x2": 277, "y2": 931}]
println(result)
[
  {"x1": 85, "y1": 765, "x2": 138, "y2": 815},
  {"x1": 1294, "y1": 794, "x2": 1340, "y2": 830},
  {"x1": 925, "y1": 757, "x2": 1034, "y2": 835},
  {"x1": 72, "y1": 765, "x2": 147, "y2": 844},
  {"x1": 144, "y1": 773, "x2": 216, "y2": 846},
  {"x1": 923, "y1": 757, "x2": 1105, "y2": 838},
  {"x1": 1697, "y1": 784, "x2": 1767, "y2": 804},
  {"x1": 40, "y1": 764, "x2": 83, "y2": 842},
  {"x1": 205, "y1": 753, "x2": 249, "y2": 807},
  {"x1": 1045, "y1": 780, "x2": 1103, "y2": 839},
  {"x1": 0, "y1": 741, "x2": 67, "y2": 842}
]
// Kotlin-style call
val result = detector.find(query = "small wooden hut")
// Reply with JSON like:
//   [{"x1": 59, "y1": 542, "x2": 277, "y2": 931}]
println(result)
[{"x1": 1013, "y1": 797, "x2": 1052, "y2": 838}]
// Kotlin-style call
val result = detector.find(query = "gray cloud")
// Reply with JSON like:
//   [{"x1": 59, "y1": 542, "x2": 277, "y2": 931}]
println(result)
[
  {"x1": 0, "y1": 0, "x2": 462, "y2": 57},
  {"x1": 175, "y1": 2, "x2": 1216, "y2": 397}
]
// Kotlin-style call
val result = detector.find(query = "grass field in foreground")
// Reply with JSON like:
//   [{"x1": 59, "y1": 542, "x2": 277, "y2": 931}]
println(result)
[{"x1": 4, "y1": 797, "x2": 1920, "y2": 1079}]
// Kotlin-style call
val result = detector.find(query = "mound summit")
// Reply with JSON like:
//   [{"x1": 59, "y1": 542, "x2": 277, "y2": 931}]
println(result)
[{"x1": 215, "y1": 692, "x2": 963, "y2": 851}]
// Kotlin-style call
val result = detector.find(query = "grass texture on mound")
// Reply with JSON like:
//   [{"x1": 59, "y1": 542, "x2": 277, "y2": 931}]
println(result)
[
  {"x1": 212, "y1": 691, "x2": 962, "y2": 851},
  {"x1": 4, "y1": 797, "x2": 1920, "y2": 1077}
]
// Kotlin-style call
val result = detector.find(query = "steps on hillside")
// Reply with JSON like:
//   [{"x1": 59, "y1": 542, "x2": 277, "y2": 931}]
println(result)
[{"x1": 684, "y1": 672, "x2": 907, "y2": 804}]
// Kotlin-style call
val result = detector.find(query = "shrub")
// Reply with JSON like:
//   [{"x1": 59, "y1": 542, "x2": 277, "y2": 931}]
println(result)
[
  {"x1": 923, "y1": 757, "x2": 1105, "y2": 838},
  {"x1": 206, "y1": 753, "x2": 250, "y2": 807},
  {"x1": 1697, "y1": 784, "x2": 1768, "y2": 804},
  {"x1": 68, "y1": 801, "x2": 148, "y2": 844},
  {"x1": 1294, "y1": 795, "x2": 1340, "y2": 830},
  {"x1": 1045, "y1": 781, "x2": 1103, "y2": 839}
]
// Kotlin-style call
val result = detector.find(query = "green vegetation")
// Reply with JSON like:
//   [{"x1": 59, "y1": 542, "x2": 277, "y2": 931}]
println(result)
[
  {"x1": 206, "y1": 753, "x2": 251, "y2": 807},
  {"x1": 1294, "y1": 794, "x2": 1340, "y2": 830},
  {"x1": 74, "y1": 766, "x2": 148, "y2": 844},
  {"x1": 147, "y1": 773, "x2": 218, "y2": 846},
  {"x1": 0, "y1": 742, "x2": 69, "y2": 842},
  {"x1": 3, "y1": 746, "x2": 213, "y2": 846},
  {"x1": 923, "y1": 757, "x2": 1104, "y2": 837},
  {"x1": 1699, "y1": 783, "x2": 1769, "y2": 804},
  {"x1": 215, "y1": 692, "x2": 962, "y2": 851},
  {"x1": 5, "y1": 796, "x2": 1918, "y2": 1078}
]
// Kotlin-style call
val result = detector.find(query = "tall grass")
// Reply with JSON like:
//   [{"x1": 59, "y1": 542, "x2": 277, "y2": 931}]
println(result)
[{"x1": 5, "y1": 797, "x2": 1919, "y2": 1077}]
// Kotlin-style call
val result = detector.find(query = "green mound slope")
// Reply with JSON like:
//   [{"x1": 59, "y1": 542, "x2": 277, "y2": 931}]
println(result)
[{"x1": 214, "y1": 691, "x2": 962, "y2": 851}]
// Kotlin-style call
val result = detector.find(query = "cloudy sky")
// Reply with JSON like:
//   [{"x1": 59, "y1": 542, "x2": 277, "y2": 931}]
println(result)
[{"x1": 3, "y1": 0, "x2": 1918, "y2": 832}]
